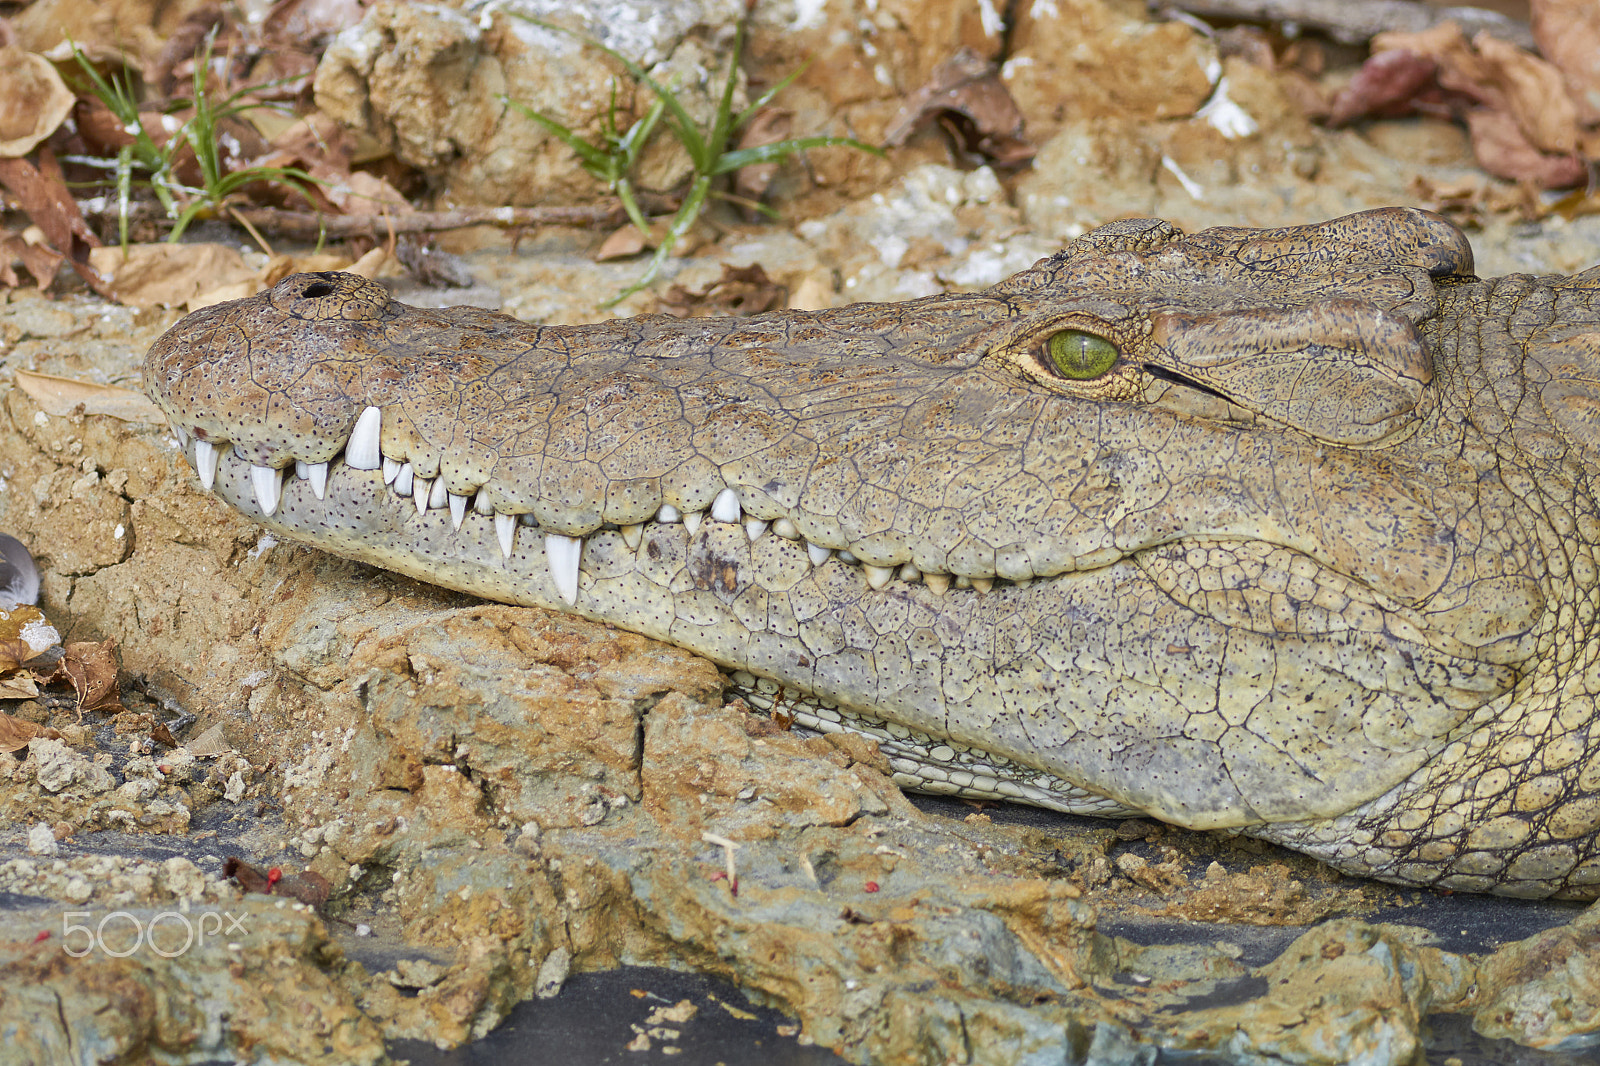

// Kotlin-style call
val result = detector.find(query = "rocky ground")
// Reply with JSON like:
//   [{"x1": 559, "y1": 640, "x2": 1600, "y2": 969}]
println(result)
[{"x1": 2, "y1": 0, "x2": 1600, "y2": 1063}]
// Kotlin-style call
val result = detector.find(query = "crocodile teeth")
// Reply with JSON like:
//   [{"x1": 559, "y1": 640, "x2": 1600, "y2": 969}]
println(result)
[
  {"x1": 295, "y1": 460, "x2": 309, "y2": 480},
  {"x1": 899, "y1": 564, "x2": 921, "y2": 583},
  {"x1": 413, "y1": 476, "x2": 432, "y2": 515},
  {"x1": 495, "y1": 513, "x2": 517, "y2": 559},
  {"x1": 971, "y1": 577, "x2": 994, "y2": 593},
  {"x1": 621, "y1": 523, "x2": 644, "y2": 550},
  {"x1": 838, "y1": 550, "x2": 859, "y2": 565},
  {"x1": 772, "y1": 518, "x2": 800, "y2": 540},
  {"x1": 923, "y1": 573, "x2": 951, "y2": 595},
  {"x1": 429, "y1": 479, "x2": 448, "y2": 511},
  {"x1": 382, "y1": 457, "x2": 400, "y2": 485},
  {"x1": 807, "y1": 543, "x2": 832, "y2": 567},
  {"x1": 194, "y1": 440, "x2": 221, "y2": 491},
  {"x1": 864, "y1": 564, "x2": 894, "y2": 590},
  {"x1": 711, "y1": 488, "x2": 741, "y2": 523},
  {"x1": 545, "y1": 533, "x2": 582, "y2": 606},
  {"x1": 657, "y1": 504, "x2": 681, "y2": 523},
  {"x1": 683, "y1": 511, "x2": 704, "y2": 535},
  {"x1": 172, "y1": 424, "x2": 189, "y2": 447},
  {"x1": 394, "y1": 463, "x2": 414, "y2": 497},
  {"x1": 250, "y1": 464, "x2": 282, "y2": 516},
  {"x1": 745, "y1": 518, "x2": 769, "y2": 542},
  {"x1": 306, "y1": 462, "x2": 328, "y2": 499},
  {"x1": 346, "y1": 407, "x2": 382, "y2": 470},
  {"x1": 473, "y1": 488, "x2": 494, "y2": 515},
  {"x1": 448, "y1": 492, "x2": 468, "y2": 530}
]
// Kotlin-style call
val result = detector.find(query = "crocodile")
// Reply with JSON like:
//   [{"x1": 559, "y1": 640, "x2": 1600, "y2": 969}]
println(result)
[{"x1": 143, "y1": 208, "x2": 1600, "y2": 899}]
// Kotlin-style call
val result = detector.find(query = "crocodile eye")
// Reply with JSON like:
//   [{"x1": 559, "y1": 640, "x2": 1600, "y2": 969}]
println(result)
[{"x1": 1045, "y1": 330, "x2": 1118, "y2": 380}]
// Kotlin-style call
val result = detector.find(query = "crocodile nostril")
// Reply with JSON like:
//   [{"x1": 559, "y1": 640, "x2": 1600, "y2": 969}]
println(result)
[{"x1": 301, "y1": 281, "x2": 334, "y2": 298}]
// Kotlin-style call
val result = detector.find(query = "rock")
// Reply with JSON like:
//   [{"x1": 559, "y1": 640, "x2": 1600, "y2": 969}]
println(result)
[
  {"x1": 25, "y1": 822, "x2": 56, "y2": 855},
  {"x1": 30, "y1": 738, "x2": 82, "y2": 793}
]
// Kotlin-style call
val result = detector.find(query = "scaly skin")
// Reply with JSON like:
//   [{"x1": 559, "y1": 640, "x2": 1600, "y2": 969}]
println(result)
[{"x1": 143, "y1": 209, "x2": 1600, "y2": 898}]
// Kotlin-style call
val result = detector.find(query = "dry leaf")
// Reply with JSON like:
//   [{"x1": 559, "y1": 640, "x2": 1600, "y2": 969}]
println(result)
[
  {"x1": 1533, "y1": 0, "x2": 1600, "y2": 125},
  {"x1": 0, "y1": 711, "x2": 59, "y2": 754},
  {"x1": 884, "y1": 48, "x2": 1034, "y2": 166},
  {"x1": 0, "y1": 675, "x2": 40, "y2": 699},
  {"x1": 14, "y1": 369, "x2": 166, "y2": 423},
  {"x1": 659, "y1": 263, "x2": 787, "y2": 319},
  {"x1": 0, "y1": 228, "x2": 66, "y2": 290},
  {"x1": 1328, "y1": 50, "x2": 1440, "y2": 127},
  {"x1": 1473, "y1": 32, "x2": 1579, "y2": 157},
  {"x1": 87, "y1": 243, "x2": 257, "y2": 310},
  {"x1": 0, "y1": 150, "x2": 111, "y2": 298},
  {"x1": 1467, "y1": 109, "x2": 1588, "y2": 187},
  {"x1": 731, "y1": 106, "x2": 792, "y2": 212},
  {"x1": 595, "y1": 223, "x2": 649, "y2": 262},
  {"x1": 58, "y1": 640, "x2": 121, "y2": 719},
  {"x1": 0, "y1": 605, "x2": 60, "y2": 669},
  {"x1": 0, "y1": 47, "x2": 75, "y2": 158},
  {"x1": 186, "y1": 723, "x2": 231, "y2": 756}
]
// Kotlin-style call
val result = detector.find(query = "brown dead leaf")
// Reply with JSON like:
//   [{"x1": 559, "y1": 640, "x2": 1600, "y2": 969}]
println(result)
[
  {"x1": 52, "y1": 640, "x2": 121, "y2": 719},
  {"x1": 1533, "y1": 0, "x2": 1600, "y2": 126},
  {"x1": 595, "y1": 223, "x2": 649, "y2": 262},
  {"x1": 731, "y1": 106, "x2": 791, "y2": 212},
  {"x1": 0, "y1": 228, "x2": 65, "y2": 291},
  {"x1": 0, "y1": 605, "x2": 59, "y2": 670},
  {"x1": 1474, "y1": 32, "x2": 1579, "y2": 157},
  {"x1": 0, "y1": 711, "x2": 59, "y2": 753},
  {"x1": 0, "y1": 47, "x2": 75, "y2": 158},
  {"x1": 14, "y1": 369, "x2": 166, "y2": 423},
  {"x1": 1467, "y1": 108, "x2": 1588, "y2": 187},
  {"x1": 1328, "y1": 50, "x2": 1441, "y2": 127},
  {"x1": 0, "y1": 675, "x2": 40, "y2": 700},
  {"x1": 87, "y1": 243, "x2": 257, "y2": 310},
  {"x1": 0, "y1": 150, "x2": 110, "y2": 298},
  {"x1": 884, "y1": 48, "x2": 1034, "y2": 166},
  {"x1": 659, "y1": 263, "x2": 786, "y2": 319}
]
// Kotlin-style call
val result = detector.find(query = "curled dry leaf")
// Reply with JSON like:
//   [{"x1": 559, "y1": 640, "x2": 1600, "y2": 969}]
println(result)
[
  {"x1": 0, "y1": 150, "x2": 110, "y2": 297},
  {"x1": 884, "y1": 49, "x2": 1034, "y2": 166},
  {"x1": 0, "y1": 47, "x2": 75, "y2": 158},
  {"x1": 86, "y1": 243, "x2": 257, "y2": 310},
  {"x1": 1467, "y1": 109, "x2": 1588, "y2": 188},
  {"x1": 14, "y1": 369, "x2": 166, "y2": 424},
  {"x1": 0, "y1": 604, "x2": 61, "y2": 671},
  {"x1": 659, "y1": 263, "x2": 786, "y2": 319},
  {"x1": 1532, "y1": 0, "x2": 1600, "y2": 125},
  {"x1": 0, "y1": 712, "x2": 60, "y2": 754},
  {"x1": 1327, "y1": 50, "x2": 1441, "y2": 127},
  {"x1": 48, "y1": 640, "x2": 122, "y2": 720}
]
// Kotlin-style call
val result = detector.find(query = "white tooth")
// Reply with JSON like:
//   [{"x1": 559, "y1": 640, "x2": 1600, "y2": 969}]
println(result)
[
  {"x1": 449, "y1": 492, "x2": 468, "y2": 530},
  {"x1": 923, "y1": 573, "x2": 951, "y2": 595},
  {"x1": 745, "y1": 518, "x2": 769, "y2": 542},
  {"x1": 772, "y1": 518, "x2": 800, "y2": 540},
  {"x1": 839, "y1": 550, "x2": 859, "y2": 565},
  {"x1": 520, "y1": 513, "x2": 540, "y2": 526},
  {"x1": 295, "y1": 460, "x2": 310, "y2": 480},
  {"x1": 474, "y1": 488, "x2": 495, "y2": 515},
  {"x1": 429, "y1": 478, "x2": 448, "y2": 510},
  {"x1": 711, "y1": 488, "x2": 741, "y2": 523},
  {"x1": 971, "y1": 577, "x2": 994, "y2": 593},
  {"x1": 414, "y1": 476, "x2": 432, "y2": 514},
  {"x1": 382, "y1": 457, "x2": 400, "y2": 485},
  {"x1": 194, "y1": 440, "x2": 220, "y2": 491},
  {"x1": 864, "y1": 564, "x2": 893, "y2": 589},
  {"x1": 394, "y1": 462, "x2": 413, "y2": 496},
  {"x1": 346, "y1": 406, "x2": 382, "y2": 470},
  {"x1": 308, "y1": 461, "x2": 328, "y2": 499},
  {"x1": 250, "y1": 464, "x2": 282, "y2": 516},
  {"x1": 899, "y1": 564, "x2": 921, "y2": 582},
  {"x1": 807, "y1": 543, "x2": 832, "y2": 567},
  {"x1": 172, "y1": 424, "x2": 190, "y2": 447},
  {"x1": 955, "y1": 575, "x2": 972, "y2": 589},
  {"x1": 545, "y1": 533, "x2": 582, "y2": 606},
  {"x1": 495, "y1": 513, "x2": 517, "y2": 558},
  {"x1": 621, "y1": 523, "x2": 644, "y2": 549},
  {"x1": 683, "y1": 511, "x2": 704, "y2": 535},
  {"x1": 657, "y1": 503, "x2": 681, "y2": 523}
]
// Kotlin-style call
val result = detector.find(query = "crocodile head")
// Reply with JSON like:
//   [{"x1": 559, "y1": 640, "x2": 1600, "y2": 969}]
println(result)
[{"x1": 144, "y1": 208, "x2": 1600, "y2": 897}]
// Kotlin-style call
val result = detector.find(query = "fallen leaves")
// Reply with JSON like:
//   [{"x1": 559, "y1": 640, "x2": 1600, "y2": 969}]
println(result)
[
  {"x1": 0, "y1": 150, "x2": 110, "y2": 296},
  {"x1": 884, "y1": 49, "x2": 1035, "y2": 166},
  {"x1": 1330, "y1": 8, "x2": 1599, "y2": 188},
  {"x1": 0, "y1": 713, "x2": 60, "y2": 754},
  {"x1": 14, "y1": 370, "x2": 166, "y2": 423},
  {"x1": 659, "y1": 264, "x2": 786, "y2": 319},
  {"x1": 0, "y1": 46, "x2": 75, "y2": 158}
]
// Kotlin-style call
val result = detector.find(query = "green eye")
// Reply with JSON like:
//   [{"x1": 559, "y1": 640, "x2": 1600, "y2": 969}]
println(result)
[{"x1": 1045, "y1": 330, "x2": 1118, "y2": 379}]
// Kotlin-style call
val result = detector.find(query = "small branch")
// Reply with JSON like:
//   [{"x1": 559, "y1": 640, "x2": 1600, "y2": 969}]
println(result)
[
  {"x1": 1153, "y1": 0, "x2": 1534, "y2": 48},
  {"x1": 228, "y1": 204, "x2": 632, "y2": 242}
]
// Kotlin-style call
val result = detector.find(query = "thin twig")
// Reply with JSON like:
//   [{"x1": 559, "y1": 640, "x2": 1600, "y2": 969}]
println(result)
[
  {"x1": 1152, "y1": 0, "x2": 1534, "y2": 48},
  {"x1": 230, "y1": 204, "x2": 632, "y2": 242}
]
